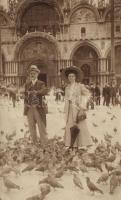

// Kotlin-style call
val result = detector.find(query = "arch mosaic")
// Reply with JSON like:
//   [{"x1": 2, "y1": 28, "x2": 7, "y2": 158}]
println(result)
[
  {"x1": 15, "y1": 0, "x2": 63, "y2": 32},
  {"x1": 70, "y1": 41, "x2": 101, "y2": 59},
  {"x1": 104, "y1": 6, "x2": 121, "y2": 21},
  {"x1": 70, "y1": 4, "x2": 99, "y2": 24},
  {"x1": 0, "y1": 10, "x2": 10, "y2": 26},
  {"x1": 14, "y1": 32, "x2": 60, "y2": 60}
]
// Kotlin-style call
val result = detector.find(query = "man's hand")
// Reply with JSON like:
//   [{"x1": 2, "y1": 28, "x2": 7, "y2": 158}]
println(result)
[
  {"x1": 32, "y1": 90, "x2": 38, "y2": 95},
  {"x1": 27, "y1": 90, "x2": 37, "y2": 95}
]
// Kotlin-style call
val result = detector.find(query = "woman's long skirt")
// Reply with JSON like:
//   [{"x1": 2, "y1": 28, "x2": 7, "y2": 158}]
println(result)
[{"x1": 64, "y1": 103, "x2": 92, "y2": 147}]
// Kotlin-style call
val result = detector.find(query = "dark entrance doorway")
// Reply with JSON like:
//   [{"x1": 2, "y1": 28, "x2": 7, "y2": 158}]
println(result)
[
  {"x1": 72, "y1": 45, "x2": 99, "y2": 84},
  {"x1": 38, "y1": 73, "x2": 47, "y2": 85},
  {"x1": 81, "y1": 64, "x2": 90, "y2": 85}
]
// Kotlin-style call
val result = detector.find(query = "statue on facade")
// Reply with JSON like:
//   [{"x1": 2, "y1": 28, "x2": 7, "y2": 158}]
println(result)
[{"x1": 8, "y1": 0, "x2": 18, "y2": 21}]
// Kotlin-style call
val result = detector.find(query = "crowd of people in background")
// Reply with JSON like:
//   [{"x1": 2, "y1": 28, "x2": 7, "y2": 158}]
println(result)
[
  {"x1": 1, "y1": 80, "x2": 121, "y2": 109},
  {"x1": 54, "y1": 81, "x2": 121, "y2": 109},
  {"x1": 86, "y1": 82, "x2": 121, "y2": 109}
]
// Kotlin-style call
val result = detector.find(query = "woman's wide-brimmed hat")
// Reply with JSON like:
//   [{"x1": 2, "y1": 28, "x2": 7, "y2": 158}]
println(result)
[
  {"x1": 61, "y1": 66, "x2": 83, "y2": 82},
  {"x1": 29, "y1": 65, "x2": 40, "y2": 74}
]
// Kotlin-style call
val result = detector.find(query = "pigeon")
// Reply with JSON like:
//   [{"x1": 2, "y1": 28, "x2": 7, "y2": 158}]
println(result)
[
  {"x1": 86, "y1": 177, "x2": 103, "y2": 194},
  {"x1": 0, "y1": 166, "x2": 20, "y2": 176},
  {"x1": 91, "y1": 136, "x2": 98, "y2": 144},
  {"x1": 97, "y1": 173, "x2": 109, "y2": 184},
  {"x1": 22, "y1": 162, "x2": 36, "y2": 173},
  {"x1": 38, "y1": 177, "x2": 49, "y2": 185},
  {"x1": 92, "y1": 123, "x2": 98, "y2": 127},
  {"x1": 0, "y1": 130, "x2": 4, "y2": 135},
  {"x1": 35, "y1": 165, "x2": 48, "y2": 175},
  {"x1": 109, "y1": 169, "x2": 121, "y2": 176},
  {"x1": 110, "y1": 174, "x2": 119, "y2": 194},
  {"x1": 107, "y1": 111, "x2": 111, "y2": 114},
  {"x1": 47, "y1": 176, "x2": 64, "y2": 189},
  {"x1": 40, "y1": 184, "x2": 51, "y2": 196},
  {"x1": 79, "y1": 164, "x2": 88, "y2": 174},
  {"x1": 106, "y1": 153, "x2": 116, "y2": 163},
  {"x1": 55, "y1": 168, "x2": 64, "y2": 178},
  {"x1": 94, "y1": 160, "x2": 103, "y2": 172},
  {"x1": 73, "y1": 173, "x2": 83, "y2": 189},
  {"x1": 113, "y1": 128, "x2": 117, "y2": 133},
  {"x1": 3, "y1": 176, "x2": 21, "y2": 190},
  {"x1": 65, "y1": 164, "x2": 79, "y2": 172},
  {"x1": 118, "y1": 176, "x2": 121, "y2": 185},
  {"x1": 26, "y1": 194, "x2": 44, "y2": 200},
  {"x1": 105, "y1": 163, "x2": 116, "y2": 173}
]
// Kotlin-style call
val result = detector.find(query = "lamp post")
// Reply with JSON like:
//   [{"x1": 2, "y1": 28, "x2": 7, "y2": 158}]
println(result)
[
  {"x1": 0, "y1": 27, "x2": 3, "y2": 84},
  {"x1": 110, "y1": 0, "x2": 115, "y2": 83}
]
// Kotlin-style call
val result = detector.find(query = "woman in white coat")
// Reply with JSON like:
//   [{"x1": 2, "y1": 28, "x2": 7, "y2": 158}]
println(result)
[{"x1": 62, "y1": 66, "x2": 92, "y2": 149}]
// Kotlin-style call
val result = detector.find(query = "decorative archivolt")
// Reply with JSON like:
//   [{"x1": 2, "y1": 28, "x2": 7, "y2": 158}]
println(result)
[
  {"x1": 15, "y1": 0, "x2": 63, "y2": 31},
  {"x1": 70, "y1": 5, "x2": 99, "y2": 24},
  {"x1": 105, "y1": 6, "x2": 121, "y2": 21},
  {"x1": 70, "y1": 41, "x2": 102, "y2": 60},
  {"x1": 0, "y1": 11, "x2": 10, "y2": 26},
  {"x1": 14, "y1": 32, "x2": 60, "y2": 60}
]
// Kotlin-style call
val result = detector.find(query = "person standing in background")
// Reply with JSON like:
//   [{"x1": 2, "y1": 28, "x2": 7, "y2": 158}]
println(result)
[
  {"x1": 110, "y1": 82, "x2": 117, "y2": 106},
  {"x1": 95, "y1": 83, "x2": 101, "y2": 106},
  {"x1": 102, "y1": 83, "x2": 111, "y2": 106}
]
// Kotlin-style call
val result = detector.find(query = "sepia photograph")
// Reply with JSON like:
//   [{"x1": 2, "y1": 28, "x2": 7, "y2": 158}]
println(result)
[{"x1": 0, "y1": 0, "x2": 121, "y2": 199}]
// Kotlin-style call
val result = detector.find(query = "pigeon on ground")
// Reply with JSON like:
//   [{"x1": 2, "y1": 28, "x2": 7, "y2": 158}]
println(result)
[
  {"x1": 47, "y1": 176, "x2": 64, "y2": 189},
  {"x1": 73, "y1": 173, "x2": 83, "y2": 189},
  {"x1": 97, "y1": 173, "x2": 109, "y2": 184},
  {"x1": 105, "y1": 163, "x2": 116, "y2": 173},
  {"x1": 40, "y1": 184, "x2": 51, "y2": 196},
  {"x1": 22, "y1": 162, "x2": 36, "y2": 173},
  {"x1": 110, "y1": 174, "x2": 119, "y2": 194},
  {"x1": 26, "y1": 194, "x2": 44, "y2": 200},
  {"x1": 86, "y1": 177, "x2": 103, "y2": 194},
  {"x1": 3, "y1": 176, "x2": 21, "y2": 190},
  {"x1": 55, "y1": 167, "x2": 64, "y2": 178},
  {"x1": 92, "y1": 123, "x2": 98, "y2": 127}
]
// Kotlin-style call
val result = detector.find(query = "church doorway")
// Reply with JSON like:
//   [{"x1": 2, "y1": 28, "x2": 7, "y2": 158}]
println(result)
[{"x1": 71, "y1": 44, "x2": 99, "y2": 84}]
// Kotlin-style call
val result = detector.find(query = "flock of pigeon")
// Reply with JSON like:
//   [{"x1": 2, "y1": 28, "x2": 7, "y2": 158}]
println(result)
[{"x1": 0, "y1": 117, "x2": 121, "y2": 200}]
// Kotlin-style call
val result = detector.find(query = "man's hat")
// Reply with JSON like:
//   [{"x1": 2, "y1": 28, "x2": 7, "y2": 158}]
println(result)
[
  {"x1": 61, "y1": 66, "x2": 83, "y2": 82},
  {"x1": 29, "y1": 65, "x2": 40, "y2": 73}
]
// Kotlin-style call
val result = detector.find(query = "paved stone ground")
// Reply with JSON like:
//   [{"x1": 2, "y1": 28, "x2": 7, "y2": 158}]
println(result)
[{"x1": 0, "y1": 96, "x2": 121, "y2": 200}]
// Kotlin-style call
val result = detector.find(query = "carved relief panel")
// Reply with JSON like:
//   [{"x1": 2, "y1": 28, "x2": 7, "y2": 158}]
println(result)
[
  {"x1": 20, "y1": 38, "x2": 57, "y2": 61},
  {"x1": 106, "y1": 7, "x2": 121, "y2": 21},
  {"x1": 70, "y1": 8, "x2": 96, "y2": 23},
  {"x1": 0, "y1": 14, "x2": 8, "y2": 26}
]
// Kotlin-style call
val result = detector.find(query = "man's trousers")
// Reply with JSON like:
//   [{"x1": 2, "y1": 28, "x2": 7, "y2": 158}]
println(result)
[{"x1": 27, "y1": 106, "x2": 47, "y2": 144}]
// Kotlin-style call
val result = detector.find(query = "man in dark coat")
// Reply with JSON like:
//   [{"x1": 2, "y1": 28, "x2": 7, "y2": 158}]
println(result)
[
  {"x1": 95, "y1": 83, "x2": 101, "y2": 105},
  {"x1": 110, "y1": 83, "x2": 117, "y2": 106},
  {"x1": 102, "y1": 84, "x2": 111, "y2": 106},
  {"x1": 24, "y1": 65, "x2": 48, "y2": 144}
]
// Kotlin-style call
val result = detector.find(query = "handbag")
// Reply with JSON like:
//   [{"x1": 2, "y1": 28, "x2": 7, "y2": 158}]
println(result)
[{"x1": 76, "y1": 109, "x2": 87, "y2": 123}]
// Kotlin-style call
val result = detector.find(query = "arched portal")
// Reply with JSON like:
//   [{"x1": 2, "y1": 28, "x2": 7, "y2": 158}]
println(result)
[
  {"x1": 72, "y1": 44, "x2": 99, "y2": 84},
  {"x1": 14, "y1": 32, "x2": 60, "y2": 86},
  {"x1": 16, "y1": 0, "x2": 63, "y2": 36}
]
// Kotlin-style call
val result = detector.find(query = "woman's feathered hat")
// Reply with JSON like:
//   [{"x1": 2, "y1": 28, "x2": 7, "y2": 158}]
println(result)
[{"x1": 60, "y1": 66, "x2": 83, "y2": 82}]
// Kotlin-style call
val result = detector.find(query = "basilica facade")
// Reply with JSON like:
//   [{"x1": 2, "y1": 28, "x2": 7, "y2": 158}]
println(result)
[{"x1": 0, "y1": 0, "x2": 121, "y2": 87}]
